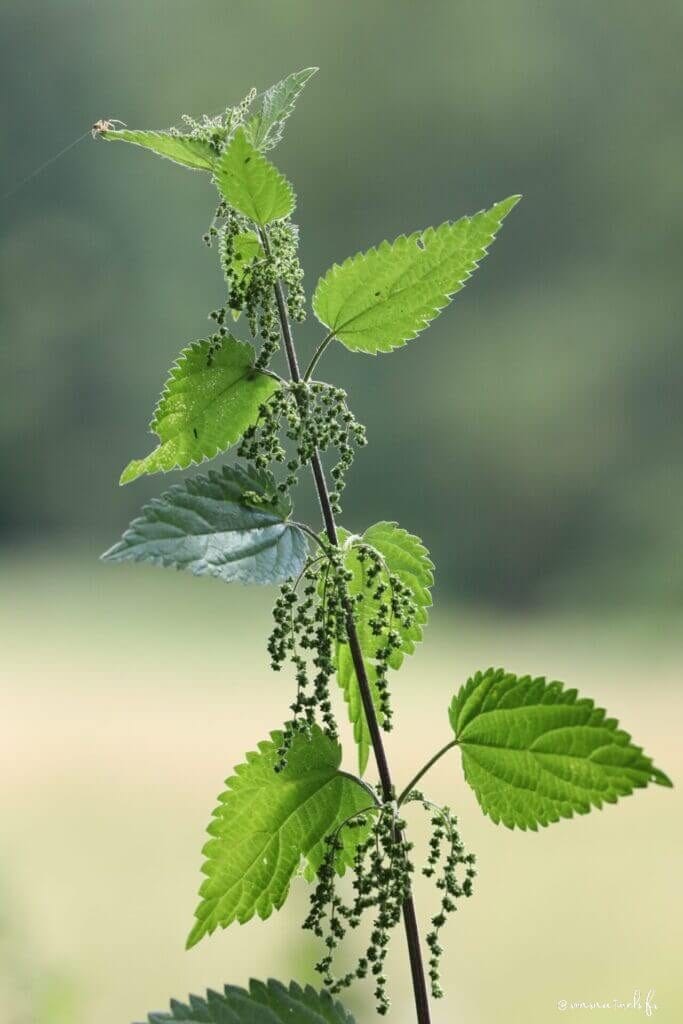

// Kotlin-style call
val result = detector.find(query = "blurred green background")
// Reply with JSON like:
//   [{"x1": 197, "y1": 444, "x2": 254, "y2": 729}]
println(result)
[{"x1": 1, "y1": 2, "x2": 681, "y2": 1022}]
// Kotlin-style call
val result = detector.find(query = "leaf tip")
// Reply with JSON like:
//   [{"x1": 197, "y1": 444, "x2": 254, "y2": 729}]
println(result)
[
  {"x1": 99, "y1": 543, "x2": 119, "y2": 563},
  {"x1": 498, "y1": 194, "x2": 523, "y2": 218},
  {"x1": 185, "y1": 922, "x2": 204, "y2": 950},
  {"x1": 652, "y1": 766, "x2": 673, "y2": 788},
  {"x1": 119, "y1": 460, "x2": 141, "y2": 485}
]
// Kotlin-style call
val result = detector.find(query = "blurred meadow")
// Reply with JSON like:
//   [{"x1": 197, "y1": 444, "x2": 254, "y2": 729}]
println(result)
[{"x1": 1, "y1": 1, "x2": 682, "y2": 1022}]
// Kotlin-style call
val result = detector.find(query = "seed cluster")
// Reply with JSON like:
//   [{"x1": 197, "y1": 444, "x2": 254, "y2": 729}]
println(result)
[
  {"x1": 353, "y1": 543, "x2": 419, "y2": 732},
  {"x1": 268, "y1": 220, "x2": 306, "y2": 324},
  {"x1": 406, "y1": 791, "x2": 476, "y2": 998},
  {"x1": 305, "y1": 793, "x2": 475, "y2": 1011},
  {"x1": 268, "y1": 552, "x2": 352, "y2": 767},
  {"x1": 303, "y1": 801, "x2": 414, "y2": 1015},
  {"x1": 216, "y1": 210, "x2": 280, "y2": 364},
  {"x1": 203, "y1": 208, "x2": 305, "y2": 371},
  {"x1": 238, "y1": 381, "x2": 367, "y2": 512}
]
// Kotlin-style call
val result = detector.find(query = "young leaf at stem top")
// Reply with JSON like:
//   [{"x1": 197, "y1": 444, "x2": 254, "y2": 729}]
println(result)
[
  {"x1": 102, "y1": 463, "x2": 308, "y2": 585},
  {"x1": 187, "y1": 726, "x2": 374, "y2": 948},
  {"x1": 120, "y1": 336, "x2": 278, "y2": 484},
  {"x1": 246, "y1": 67, "x2": 319, "y2": 152},
  {"x1": 215, "y1": 128, "x2": 295, "y2": 226},
  {"x1": 99, "y1": 128, "x2": 217, "y2": 171},
  {"x1": 313, "y1": 196, "x2": 520, "y2": 355},
  {"x1": 450, "y1": 668, "x2": 672, "y2": 830},
  {"x1": 140, "y1": 978, "x2": 356, "y2": 1024}
]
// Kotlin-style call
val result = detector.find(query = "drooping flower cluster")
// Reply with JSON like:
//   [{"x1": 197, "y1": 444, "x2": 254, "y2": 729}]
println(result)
[
  {"x1": 267, "y1": 550, "x2": 351, "y2": 767},
  {"x1": 204, "y1": 208, "x2": 305, "y2": 370},
  {"x1": 406, "y1": 791, "x2": 477, "y2": 998},
  {"x1": 303, "y1": 800, "x2": 414, "y2": 1015},
  {"x1": 304, "y1": 793, "x2": 475, "y2": 1011},
  {"x1": 237, "y1": 381, "x2": 367, "y2": 511},
  {"x1": 352, "y1": 542, "x2": 419, "y2": 733}
]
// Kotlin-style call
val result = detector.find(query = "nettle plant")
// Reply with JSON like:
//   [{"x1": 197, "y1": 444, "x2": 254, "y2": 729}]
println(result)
[{"x1": 99, "y1": 69, "x2": 671, "y2": 1024}]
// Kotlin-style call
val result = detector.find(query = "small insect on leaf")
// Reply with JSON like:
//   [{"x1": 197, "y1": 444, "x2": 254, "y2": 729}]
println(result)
[{"x1": 91, "y1": 118, "x2": 126, "y2": 140}]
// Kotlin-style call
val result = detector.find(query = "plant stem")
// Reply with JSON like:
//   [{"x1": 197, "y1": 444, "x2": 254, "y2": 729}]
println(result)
[
  {"x1": 397, "y1": 739, "x2": 459, "y2": 807},
  {"x1": 260, "y1": 227, "x2": 433, "y2": 1024}
]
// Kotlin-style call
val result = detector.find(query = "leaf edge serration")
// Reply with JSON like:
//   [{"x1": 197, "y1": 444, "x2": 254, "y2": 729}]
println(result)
[
  {"x1": 119, "y1": 336, "x2": 278, "y2": 485},
  {"x1": 101, "y1": 462, "x2": 308, "y2": 586},
  {"x1": 449, "y1": 667, "x2": 672, "y2": 832},
  {"x1": 140, "y1": 976, "x2": 356, "y2": 1024},
  {"x1": 312, "y1": 195, "x2": 521, "y2": 355},
  {"x1": 186, "y1": 726, "x2": 372, "y2": 948}
]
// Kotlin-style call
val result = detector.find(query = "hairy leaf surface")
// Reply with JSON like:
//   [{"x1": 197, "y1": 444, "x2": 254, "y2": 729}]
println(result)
[
  {"x1": 121, "y1": 336, "x2": 278, "y2": 484},
  {"x1": 215, "y1": 128, "x2": 295, "y2": 226},
  {"x1": 102, "y1": 464, "x2": 307, "y2": 585},
  {"x1": 337, "y1": 523, "x2": 433, "y2": 773},
  {"x1": 313, "y1": 197, "x2": 520, "y2": 354},
  {"x1": 100, "y1": 129, "x2": 216, "y2": 171},
  {"x1": 449, "y1": 668, "x2": 672, "y2": 830},
  {"x1": 141, "y1": 978, "x2": 355, "y2": 1024},
  {"x1": 187, "y1": 727, "x2": 373, "y2": 947},
  {"x1": 247, "y1": 67, "x2": 318, "y2": 151}
]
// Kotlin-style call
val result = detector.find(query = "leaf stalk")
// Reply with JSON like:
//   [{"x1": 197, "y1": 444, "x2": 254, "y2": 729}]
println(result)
[
  {"x1": 397, "y1": 739, "x2": 459, "y2": 807},
  {"x1": 303, "y1": 331, "x2": 335, "y2": 381}
]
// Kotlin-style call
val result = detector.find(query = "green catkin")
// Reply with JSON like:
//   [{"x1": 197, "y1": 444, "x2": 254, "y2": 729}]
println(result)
[
  {"x1": 406, "y1": 791, "x2": 476, "y2": 998},
  {"x1": 210, "y1": 207, "x2": 281, "y2": 363},
  {"x1": 268, "y1": 220, "x2": 306, "y2": 323},
  {"x1": 305, "y1": 792, "x2": 474, "y2": 1010},
  {"x1": 354, "y1": 543, "x2": 419, "y2": 732},
  {"x1": 205, "y1": 204, "x2": 309, "y2": 371},
  {"x1": 266, "y1": 531, "x2": 419, "y2": 772},
  {"x1": 304, "y1": 800, "x2": 414, "y2": 1016},
  {"x1": 268, "y1": 552, "x2": 352, "y2": 769},
  {"x1": 237, "y1": 381, "x2": 367, "y2": 511}
]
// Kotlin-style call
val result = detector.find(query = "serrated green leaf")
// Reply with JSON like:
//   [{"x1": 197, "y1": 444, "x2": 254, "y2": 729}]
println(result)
[
  {"x1": 138, "y1": 978, "x2": 355, "y2": 1024},
  {"x1": 449, "y1": 668, "x2": 672, "y2": 830},
  {"x1": 215, "y1": 128, "x2": 295, "y2": 226},
  {"x1": 187, "y1": 727, "x2": 373, "y2": 947},
  {"x1": 246, "y1": 67, "x2": 318, "y2": 152},
  {"x1": 313, "y1": 196, "x2": 520, "y2": 354},
  {"x1": 102, "y1": 464, "x2": 307, "y2": 585},
  {"x1": 337, "y1": 523, "x2": 434, "y2": 773},
  {"x1": 120, "y1": 336, "x2": 278, "y2": 484},
  {"x1": 100, "y1": 129, "x2": 216, "y2": 171}
]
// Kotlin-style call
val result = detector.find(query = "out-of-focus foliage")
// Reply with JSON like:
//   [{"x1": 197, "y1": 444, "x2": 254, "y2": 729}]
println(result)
[{"x1": 2, "y1": 0, "x2": 681, "y2": 608}]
